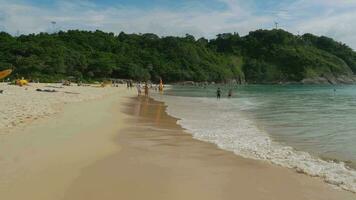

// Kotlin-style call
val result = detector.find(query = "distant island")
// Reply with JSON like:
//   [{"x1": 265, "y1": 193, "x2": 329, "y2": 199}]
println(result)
[{"x1": 1, "y1": 29, "x2": 356, "y2": 84}]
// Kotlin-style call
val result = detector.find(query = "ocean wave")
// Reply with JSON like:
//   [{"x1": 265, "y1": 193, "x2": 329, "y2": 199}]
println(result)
[{"x1": 152, "y1": 94, "x2": 356, "y2": 193}]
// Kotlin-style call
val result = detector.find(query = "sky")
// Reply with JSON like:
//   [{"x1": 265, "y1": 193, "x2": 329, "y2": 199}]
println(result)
[{"x1": 0, "y1": 0, "x2": 356, "y2": 48}]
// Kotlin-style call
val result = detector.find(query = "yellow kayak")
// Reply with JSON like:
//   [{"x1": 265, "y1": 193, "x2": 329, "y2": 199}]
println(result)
[
  {"x1": 0, "y1": 69, "x2": 12, "y2": 80},
  {"x1": 16, "y1": 79, "x2": 28, "y2": 86}
]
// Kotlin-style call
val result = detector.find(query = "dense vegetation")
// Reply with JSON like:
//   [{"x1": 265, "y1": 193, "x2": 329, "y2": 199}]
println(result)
[{"x1": 0, "y1": 29, "x2": 355, "y2": 83}]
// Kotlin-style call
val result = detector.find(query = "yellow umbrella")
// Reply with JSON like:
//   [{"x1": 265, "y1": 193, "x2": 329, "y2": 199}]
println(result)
[{"x1": 0, "y1": 69, "x2": 12, "y2": 80}]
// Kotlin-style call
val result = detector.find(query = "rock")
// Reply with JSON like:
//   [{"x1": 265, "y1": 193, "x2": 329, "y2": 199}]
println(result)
[
  {"x1": 336, "y1": 75, "x2": 355, "y2": 84},
  {"x1": 301, "y1": 77, "x2": 330, "y2": 84},
  {"x1": 179, "y1": 81, "x2": 195, "y2": 86},
  {"x1": 302, "y1": 74, "x2": 356, "y2": 84}
]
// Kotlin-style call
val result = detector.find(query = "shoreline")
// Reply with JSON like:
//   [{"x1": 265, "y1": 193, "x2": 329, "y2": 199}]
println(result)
[
  {"x1": 62, "y1": 96, "x2": 355, "y2": 200},
  {"x1": 1, "y1": 84, "x2": 354, "y2": 199},
  {"x1": 159, "y1": 86, "x2": 356, "y2": 193}
]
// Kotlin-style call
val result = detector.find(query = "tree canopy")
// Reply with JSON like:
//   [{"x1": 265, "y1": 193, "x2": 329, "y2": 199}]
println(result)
[{"x1": 0, "y1": 29, "x2": 355, "y2": 83}]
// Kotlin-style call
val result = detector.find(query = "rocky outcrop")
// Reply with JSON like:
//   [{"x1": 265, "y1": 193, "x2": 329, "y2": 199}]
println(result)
[
  {"x1": 178, "y1": 81, "x2": 195, "y2": 86},
  {"x1": 335, "y1": 75, "x2": 356, "y2": 84},
  {"x1": 301, "y1": 75, "x2": 356, "y2": 84}
]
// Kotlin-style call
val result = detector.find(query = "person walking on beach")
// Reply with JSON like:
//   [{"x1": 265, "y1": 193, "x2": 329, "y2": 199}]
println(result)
[
  {"x1": 144, "y1": 83, "x2": 149, "y2": 97},
  {"x1": 217, "y1": 88, "x2": 221, "y2": 99},
  {"x1": 136, "y1": 83, "x2": 142, "y2": 96},
  {"x1": 228, "y1": 89, "x2": 233, "y2": 98},
  {"x1": 159, "y1": 78, "x2": 164, "y2": 92}
]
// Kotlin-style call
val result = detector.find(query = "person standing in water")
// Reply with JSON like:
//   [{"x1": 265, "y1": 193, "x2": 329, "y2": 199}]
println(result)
[
  {"x1": 217, "y1": 88, "x2": 221, "y2": 99},
  {"x1": 144, "y1": 83, "x2": 149, "y2": 96},
  {"x1": 159, "y1": 78, "x2": 164, "y2": 92}
]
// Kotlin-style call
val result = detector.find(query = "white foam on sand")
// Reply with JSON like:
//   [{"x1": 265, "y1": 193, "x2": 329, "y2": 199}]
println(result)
[{"x1": 152, "y1": 94, "x2": 356, "y2": 193}]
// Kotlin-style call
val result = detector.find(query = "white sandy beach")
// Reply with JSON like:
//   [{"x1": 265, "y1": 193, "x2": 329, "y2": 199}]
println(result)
[
  {"x1": 0, "y1": 83, "x2": 121, "y2": 132},
  {"x1": 0, "y1": 83, "x2": 135, "y2": 199},
  {"x1": 0, "y1": 83, "x2": 355, "y2": 200}
]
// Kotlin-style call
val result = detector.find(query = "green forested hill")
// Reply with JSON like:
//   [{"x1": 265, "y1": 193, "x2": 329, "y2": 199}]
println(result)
[
  {"x1": 209, "y1": 30, "x2": 355, "y2": 83},
  {"x1": 0, "y1": 29, "x2": 355, "y2": 83}
]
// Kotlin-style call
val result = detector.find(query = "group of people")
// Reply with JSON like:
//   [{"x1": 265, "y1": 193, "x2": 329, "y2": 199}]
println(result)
[
  {"x1": 126, "y1": 80, "x2": 134, "y2": 88},
  {"x1": 216, "y1": 88, "x2": 234, "y2": 99},
  {"x1": 136, "y1": 83, "x2": 149, "y2": 96},
  {"x1": 127, "y1": 79, "x2": 164, "y2": 97},
  {"x1": 128, "y1": 79, "x2": 233, "y2": 99}
]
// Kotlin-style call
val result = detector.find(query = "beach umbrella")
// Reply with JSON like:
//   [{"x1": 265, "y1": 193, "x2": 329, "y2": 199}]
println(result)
[{"x1": 0, "y1": 69, "x2": 12, "y2": 80}]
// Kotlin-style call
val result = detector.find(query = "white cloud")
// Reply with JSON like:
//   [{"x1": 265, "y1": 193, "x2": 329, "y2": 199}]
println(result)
[
  {"x1": 0, "y1": 0, "x2": 356, "y2": 49},
  {"x1": 283, "y1": 0, "x2": 356, "y2": 49},
  {"x1": 0, "y1": 0, "x2": 273, "y2": 38}
]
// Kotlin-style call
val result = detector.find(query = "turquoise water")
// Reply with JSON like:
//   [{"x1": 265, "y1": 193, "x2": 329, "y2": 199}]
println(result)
[{"x1": 164, "y1": 85, "x2": 356, "y2": 168}]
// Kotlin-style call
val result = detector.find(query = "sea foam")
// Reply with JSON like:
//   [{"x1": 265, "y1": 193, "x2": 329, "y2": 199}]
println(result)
[{"x1": 152, "y1": 94, "x2": 356, "y2": 193}]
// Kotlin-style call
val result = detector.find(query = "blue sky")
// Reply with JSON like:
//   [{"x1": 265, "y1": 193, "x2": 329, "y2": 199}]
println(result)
[{"x1": 1, "y1": 0, "x2": 356, "y2": 48}]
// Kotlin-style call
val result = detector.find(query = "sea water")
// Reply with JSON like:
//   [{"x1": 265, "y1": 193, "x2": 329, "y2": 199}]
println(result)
[{"x1": 152, "y1": 84, "x2": 356, "y2": 193}]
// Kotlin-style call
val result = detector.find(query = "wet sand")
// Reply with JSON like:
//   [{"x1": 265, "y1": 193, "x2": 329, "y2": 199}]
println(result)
[{"x1": 63, "y1": 97, "x2": 355, "y2": 200}]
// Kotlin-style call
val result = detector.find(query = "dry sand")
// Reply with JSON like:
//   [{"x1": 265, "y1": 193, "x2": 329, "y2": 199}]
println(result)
[
  {"x1": 63, "y1": 97, "x2": 355, "y2": 200},
  {"x1": 0, "y1": 84, "x2": 135, "y2": 199},
  {"x1": 0, "y1": 83, "x2": 119, "y2": 132}
]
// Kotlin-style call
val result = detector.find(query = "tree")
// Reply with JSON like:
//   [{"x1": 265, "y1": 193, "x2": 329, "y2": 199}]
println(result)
[{"x1": 0, "y1": 29, "x2": 354, "y2": 83}]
